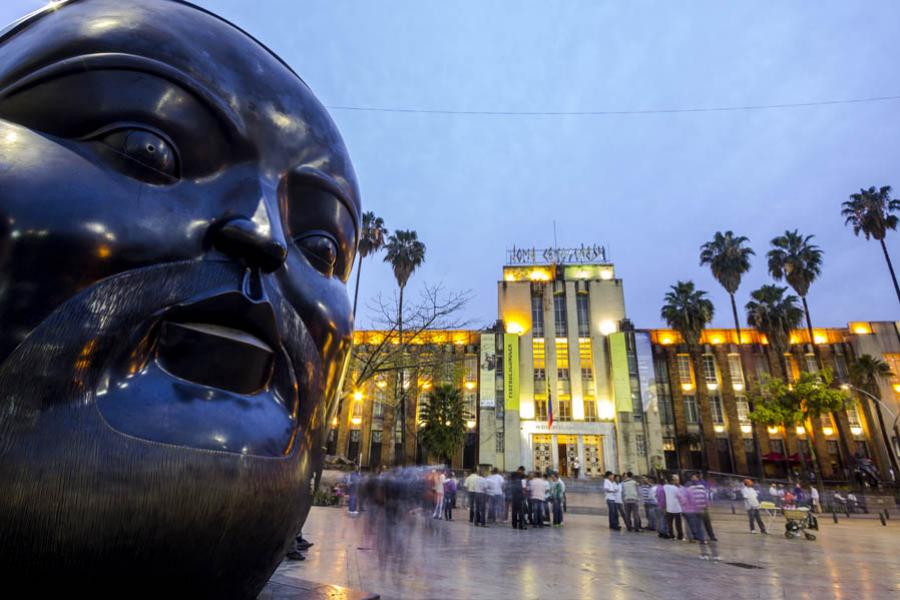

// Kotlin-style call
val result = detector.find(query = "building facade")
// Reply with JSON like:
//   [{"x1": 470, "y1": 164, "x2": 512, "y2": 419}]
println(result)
[{"x1": 336, "y1": 248, "x2": 900, "y2": 481}]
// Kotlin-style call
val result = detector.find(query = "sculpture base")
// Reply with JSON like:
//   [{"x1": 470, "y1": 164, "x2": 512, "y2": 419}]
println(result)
[{"x1": 258, "y1": 577, "x2": 379, "y2": 600}]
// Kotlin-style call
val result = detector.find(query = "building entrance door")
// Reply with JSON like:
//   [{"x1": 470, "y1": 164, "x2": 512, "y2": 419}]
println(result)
[
  {"x1": 583, "y1": 435, "x2": 603, "y2": 477},
  {"x1": 557, "y1": 435, "x2": 578, "y2": 477},
  {"x1": 533, "y1": 434, "x2": 552, "y2": 473}
]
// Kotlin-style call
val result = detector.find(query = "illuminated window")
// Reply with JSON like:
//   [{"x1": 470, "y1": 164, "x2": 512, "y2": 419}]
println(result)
[
  {"x1": 579, "y1": 338, "x2": 593, "y2": 380},
  {"x1": 553, "y1": 294, "x2": 568, "y2": 336},
  {"x1": 533, "y1": 338, "x2": 546, "y2": 380},
  {"x1": 556, "y1": 338, "x2": 570, "y2": 380},
  {"x1": 373, "y1": 400, "x2": 384, "y2": 419},
  {"x1": 847, "y1": 404, "x2": 862, "y2": 429},
  {"x1": 535, "y1": 397, "x2": 548, "y2": 421},
  {"x1": 805, "y1": 354, "x2": 818, "y2": 374},
  {"x1": 710, "y1": 394, "x2": 725, "y2": 424},
  {"x1": 654, "y1": 358, "x2": 674, "y2": 424},
  {"x1": 684, "y1": 395, "x2": 699, "y2": 423},
  {"x1": 676, "y1": 355, "x2": 694, "y2": 386},
  {"x1": 531, "y1": 294, "x2": 544, "y2": 338},
  {"x1": 635, "y1": 433, "x2": 647, "y2": 456},
  {"x1": 785, "y1": 355, "x2": 800, "y2": 383},
  {"x1": 557, "y1": 397, "x2": 572, "y2": 421},
  {"x1": 833, "y1": 353, "x2": 849, "y2": 381},
  {"x1": 727, "y1": 354, "x2": 744, "y2": 387},
  {"x1": 702, "y1": 354, "x2": 718, "y2": 387},
  {"x1": 576, "y1": 294, "x2": 591, "y2": 337},
  {"x1": 584, "y1": 398, "x2": 598, "y2": 422},
  {"x1": 663, "y1": 437, "x2": 676, "y2": 452},
  {"x1": 736, "y1": 398, "x2": 750, "y2": 424}
]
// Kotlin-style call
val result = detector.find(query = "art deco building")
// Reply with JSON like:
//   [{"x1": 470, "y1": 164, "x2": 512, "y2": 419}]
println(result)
[{"x1": 335, "y1": 247, "x2": 900, "y2": 481}]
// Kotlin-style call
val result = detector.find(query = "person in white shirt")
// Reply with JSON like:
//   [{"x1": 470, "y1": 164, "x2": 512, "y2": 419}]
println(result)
[
  {"x1": 662, "y1": 474, "x2": 684, "y2": 540},
  {"x1": 488, "y1": 469, "x2": 505, "y2": 522},
  {"x1": 464, "y1": 470, "x2": 479, "y2": 523},
  {"x1": 529, "y1": 472, "x2": 550, "y2": 527},
  {"x1": 473, "y1": 469, "x2": 490, "y2": 526},
  {"x1": 603, "y1": 471, "x2": 622, "y2": 531},
  {"x1": 741, "y1": 479, "x2": 767, "y2": 533},
  {"x1": 809, "y1": 485, "x2": 821, "y2": 513},
  {"x1": 432, "y1": 469, "x2": 446, "y2": 519}
]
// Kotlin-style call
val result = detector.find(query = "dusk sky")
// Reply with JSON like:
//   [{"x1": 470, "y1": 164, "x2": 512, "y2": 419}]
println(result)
[{"x1": 5, "y1": 1, "x2": 899, "y2": 330}]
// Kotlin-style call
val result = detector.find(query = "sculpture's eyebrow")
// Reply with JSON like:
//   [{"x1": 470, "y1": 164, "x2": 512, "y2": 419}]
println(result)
[
  {"x1": 288, "y1": 166, "x2": 360, "y2": 232},
  {"x1": 0, "y1": 52, "x2": 242, "y2": 129}
]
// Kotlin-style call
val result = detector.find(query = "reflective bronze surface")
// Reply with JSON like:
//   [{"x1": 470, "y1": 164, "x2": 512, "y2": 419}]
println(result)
[{"x1": 0, "y1": 1, "x2": 360, "y2": 596}]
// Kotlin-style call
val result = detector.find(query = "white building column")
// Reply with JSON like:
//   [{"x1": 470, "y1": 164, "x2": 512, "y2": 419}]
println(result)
[
  {"x1": 550, "y1": 434, "x2": 559, "y2": 471},
  {"x1": 576, "y1": 435, "x2": 585, "y2": 479}
]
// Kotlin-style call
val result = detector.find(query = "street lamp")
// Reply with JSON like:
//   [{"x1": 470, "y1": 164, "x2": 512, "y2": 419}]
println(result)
[{"x1": 841, "y1": 382, "x2": 900, "y2": 471}]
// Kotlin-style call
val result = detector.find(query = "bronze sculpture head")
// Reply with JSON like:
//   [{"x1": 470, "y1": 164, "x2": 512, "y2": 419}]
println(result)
[{"x1": 0, "y1": 0, "x2": 359, "y2": 596}]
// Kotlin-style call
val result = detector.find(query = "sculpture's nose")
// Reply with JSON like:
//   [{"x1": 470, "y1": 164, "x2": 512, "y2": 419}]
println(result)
[{"x1": 211, "y1": 217, "x2": 287, "y2": 274}]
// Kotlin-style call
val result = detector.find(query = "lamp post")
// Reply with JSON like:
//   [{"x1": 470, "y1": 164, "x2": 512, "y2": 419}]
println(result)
[{"x1": 841, "y1": 383, "x2": 900, "y2": 478}]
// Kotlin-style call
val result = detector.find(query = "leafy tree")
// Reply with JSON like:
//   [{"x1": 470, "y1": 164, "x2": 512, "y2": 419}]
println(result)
[
  {"x1": 849, "y1": 354, "x2": 900, "y2": 474},
  {"x1": 842, "y1": 185, "x2": 900, "y2": 305},
  {"x1": 748, "y1": 369, "x2": 851, "y2": 494},
  {"x1": 384, "y1": 230, "x2": 426, "y2": 463},
  {"x1": 352, "y1": 211, "x2": 388, "y2": 318},
  {"x1": 766, "y1": 230, "x2": 823, "y2": 350},
  {"x1": 661, "y1": 281, "x2": 714, "y2": 470},
  {"x1": 700, "y1": 230, "x2": 754, "y2": 343},
  {"x1": 745, "y1": 284, "x2": 804, "y2": 375},
  {"x1": 418, "y1": 384, "x2": 471, "y2": 464}
]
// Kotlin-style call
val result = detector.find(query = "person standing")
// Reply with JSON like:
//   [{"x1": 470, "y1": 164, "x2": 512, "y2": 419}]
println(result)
[
  {"x1": 488, "y1": 468, "x2": 505, "y2": 523},
  {"x1": 573, "y1": 458, "x2": 581, "y2": 479},
  {"x1": 603, "y1": 471, "x2": 621, "y2": 531},
  {"x1": 809, "y1": 485, "x2": 821, "y2": 513},
  {"x1": 432, "y1": 469, "x2": 446, "y2": 519},
  {"x1": 679, "y1": 480, "x2": 718, "y2": 560},
  {"x1": 655, "y1": 478, "x2": 669, "y2": 538},
  {"x1": 613, "y1": 474, "x2": 627, "y2": 527},
  {"x1": 640, "y1": 476, "x2": 658, "y2": 532},
  {"x1": 663, "y1": 474, "x2": 684, "y2": 540},
  {"x1": 530, "y1": 472, "x2": 549, "y2": 527},
  {"x1": 688, "y1": 473, "x2": 716, "y2": 541},
  {"x1": 549, "y1": 473, "x2": 565, "y2": 527},
  {"x1": 741, "y1": 479, "x2": 767, "y2": 534},
  {"x1": 443, "y1": 471, "x2": 457, "y2": 520},
  {"x1": 510, "y1": 466, "x2": 527, "y2": 530},
  {"x1": 474, "y1": 469, "x2": 490, "y2": 526},
  {"x1": 621, "y1": 472, "x2": 642, "y2": 532},
  {"x1": 464, "y1": 470, "x2": 479, "y2": 523}
]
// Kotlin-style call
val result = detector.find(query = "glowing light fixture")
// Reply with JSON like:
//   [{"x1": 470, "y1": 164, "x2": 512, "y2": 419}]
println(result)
[
  {"x1": 893, "y1": 383, "x2": 900, "y2": 394},
  {"x1": 331, "y1": 416, "x2": 338, "y2": 427},
  {"x1": 528, "y1": 269, "x2": 551, "y2": 282},
  {"x1": 767, "y1": 425, "x2": 779, "y2": 435},
  {"x1": 352, "y1": 390, "x2": 363, "y2": 402},
  {"x1": 681, "y1": 382, "x2": 694, "y2": 392},
  {"x1": 850, "y1": 426, "x2": 863, "y2": 436},
  {"x1": 465, "y1": 381, "x2": 476, "y2": 390},
  {"x1": 504, "y1": 273, "x2": 517, "y2": 282},
  {"x1": 466, "y1": 420, "x2": 476, "y2": 429},
  {"x1": 660, "y1": 334, "x2": 674, "y2": 345},
  {"x1": 740, "y1": 424, "x2": 752, "y2": 434},
  {"x1": 706, "y1": 382, "x2": 718, "y2": 391},
  {"x1": 350, "y1": 416, "x2": 362, "y2": 426},
  {"x1": 599, "y1": 320, "x2": 616, "y2": 336},
  {"x1": 598, "y1": 400, "x2": 615, "y2": 421},
  {"x1": 599, "y1": 268, "x2": 614, "y2": 280},
  {"x1": 823, "y1": 426, "x2": 834, "y2": 436},
  {"x1": 850, "y1": 322, "x2": 872, "y2": 335},
  {"x1": 505, "y1": 321, "x2": 525, "y2": 335},
  {"x1": 422, "y1": 381, "x2": 432, "y2": 390},
  {"x1": 376, "y1": 380, "x2": 387, "y2": 388},
  {"x1": 813, "y1": 332, "x2": 827, "y2": 344},
  {"x1": 732, "y1": 382, "x2": 744, "y2": 392},
  {"x1": 795, "y1": 425, "x2": 805, "y2": 435},
  {"x1": 710, "y1": 335, "x2": 724, "y2": 345},
  {"x1": 713, "y1": 425, "x2": 725, "y2": 433}
]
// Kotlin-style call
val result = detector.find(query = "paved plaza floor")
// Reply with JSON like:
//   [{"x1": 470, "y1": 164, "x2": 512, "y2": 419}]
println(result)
[{"x1": 270, "y1": 502, "x2": 899, "y2": 600}]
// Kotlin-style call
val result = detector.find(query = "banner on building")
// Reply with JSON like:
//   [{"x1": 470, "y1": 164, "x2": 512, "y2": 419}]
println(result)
[
  {"x1": 634, "y1": 332, "x2": 657, "y2": 413},
  {"x1": 479, "y1": 333, "x2": 497, "y2": 407},
  {"x1": 608, "y1": 332, "x2": 632, "y2": 412},
  {"x1": 503, "y1": 333, "x2": 519, "y2": 411}
]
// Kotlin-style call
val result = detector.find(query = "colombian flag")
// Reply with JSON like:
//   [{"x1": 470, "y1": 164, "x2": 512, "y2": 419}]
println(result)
[{"x1": 547, "y1": 393, "x2": 554, "y2": 428}]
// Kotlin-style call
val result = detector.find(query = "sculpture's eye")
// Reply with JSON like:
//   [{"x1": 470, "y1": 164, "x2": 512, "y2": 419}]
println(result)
[
  {"x1": 92, "y1": 127, "x2": 180, "y2": 183},
  {"x1": 295, "y1": 232, "x2": 338, "y2": 275}
]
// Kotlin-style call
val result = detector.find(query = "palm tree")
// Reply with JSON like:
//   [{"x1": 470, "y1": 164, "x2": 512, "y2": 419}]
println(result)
[
  {"x1": 352, "y1": 211, "x2": 388, "y2": 319},
  {"x1": 418, "y1": 384, "x2": 471, "y2": 465},
  {"x1": 766, "y1": 230, "x2": 823, "y2": 350},
  {"x1": 700, "y1": 230, "x2": 755, "y2": 345},
  {"x1": 383, "y1": 230, "x2": 426, "y2": 464},
  {"x1": 745, "y1": 285, "x2": 804, "y2": 376},
  {"x1": 661, "y1": 281, "x2": 714, "y2": 470},
  {"x1": 842, "y1": 185, "x2": 900, "y2": 305},
  {"x1": 849, "y1": 354, "x2": 900, "y2": 475}
]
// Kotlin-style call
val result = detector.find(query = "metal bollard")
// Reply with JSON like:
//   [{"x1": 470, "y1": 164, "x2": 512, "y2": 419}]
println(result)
[
  {"x1": 879, "y1": 511, "x2": 887, "y2": 526},
  {"x1": 731, "y1": 503, "x2": 736, "y2": 515}
]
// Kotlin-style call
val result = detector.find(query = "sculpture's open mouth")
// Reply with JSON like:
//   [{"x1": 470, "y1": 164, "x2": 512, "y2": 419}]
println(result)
[{"x1": 96, "y1": 288, "x2": 304, "y2": 457}]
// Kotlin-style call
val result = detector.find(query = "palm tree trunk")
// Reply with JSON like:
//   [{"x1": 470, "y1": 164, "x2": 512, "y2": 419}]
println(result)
[
  {"x1": 800, "y1": 295, "x2": 817, "y2": 360},
  {"x1": 397, "y1": 284, "x2": 405, "y2": 466},
  {"x1": 352, "y1": 253, "x2": 364, "y2": 319},
  {"x1": 691, "y1": 350, "x2": 710, "y2": 472},
  {"x1": 880, "y1": 238, "x2": 900, "y2": 306},
  {"x1": 731, "y1": 293, "x2": 765, "y2": 479},
  {"x1": 869, "y1": 387, "x2": 900, "y2": 475}
]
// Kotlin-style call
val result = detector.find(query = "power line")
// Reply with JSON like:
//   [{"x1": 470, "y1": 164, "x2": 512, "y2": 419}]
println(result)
[{"x1": 326, "y1": 94, "x2": 900, "y2": 116}]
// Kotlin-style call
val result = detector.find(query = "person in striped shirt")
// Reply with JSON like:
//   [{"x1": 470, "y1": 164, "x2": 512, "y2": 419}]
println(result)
[{"x1": 682, "y1": 474, "x2": 719, "y2": 560}]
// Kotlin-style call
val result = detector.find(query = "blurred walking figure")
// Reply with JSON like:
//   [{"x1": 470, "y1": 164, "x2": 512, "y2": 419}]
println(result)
[
  {"x1": 640, "y1": 476, "x2": 659, "y2": 532},
  {"x1": 680, "y1": 479, "x2": 718, "y2": 560},
  {"x1": 549, "y1": 473, "x2": 566, "y2": 527},
  {"x1": 510, "y1": 466, "x2": 528, "y2": 530},
  {"x1": 603, "y1": 471, "x2": 621, "y2": 531},
  {"x1": 347, "y1": 469, "x2": 361, "y2": 515},
  {"x1": 443, "y1": 471, "x2": 457, "y2": 520},
  {"x1": 488, "y1": 468, "x2": 505, "y2": 523},
  {"x1": 809, "y1": 485, "x2": 821, "y2": 513},
  {"x1": 741, "y1": 479, "x2": 768, "y2": 534},
  {"x1": 432, "y1": 468, "x2": 446, "y2": 519},
  {"x1": 464, "y1": 470, "x2": 479, "y2": 523},
  {"x1": 613, "y1": 474, "x2": 627, "y2": 527},
  {"x1": 474, "y1": 468, "x2": 489, "y2": 526},
  {"x1": 621, "y1": 472, "x2": 642, "y2": 532},
  {"x1": 663, "y1": 475, "x2": 684, "y2": 540},
  {"x1": 655, "y1": 478, "x2": 669, "y2": 538},
  {"x1": 688, "y1": 473, "x2": 716, "y2": 541},
  {"x1": 529, "y1": 471, "x2": 549, "y2": 527}
]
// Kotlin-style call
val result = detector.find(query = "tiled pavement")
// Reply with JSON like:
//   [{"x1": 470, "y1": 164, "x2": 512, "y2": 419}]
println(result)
[{"x1": 268, "y1": 502, "x2": 899, "y2": 599}]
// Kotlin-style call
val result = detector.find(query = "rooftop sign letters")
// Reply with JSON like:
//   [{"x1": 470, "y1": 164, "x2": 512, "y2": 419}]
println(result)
[{"x1": 506, "y1": 244, "x2": 607, "y2": 266}]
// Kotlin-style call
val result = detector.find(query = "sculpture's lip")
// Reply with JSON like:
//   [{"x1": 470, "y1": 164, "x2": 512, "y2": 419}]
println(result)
[{"x1": 162, "y1": 292, "x2": 281, "y2": 352}]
